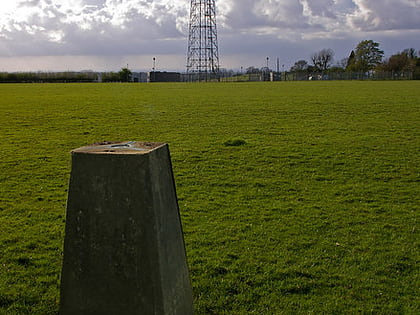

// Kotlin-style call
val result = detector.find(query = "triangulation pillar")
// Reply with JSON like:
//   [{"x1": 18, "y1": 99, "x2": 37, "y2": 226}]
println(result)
[{"x1": 60, "y1": 141, "x2": 193, "y2": 315}]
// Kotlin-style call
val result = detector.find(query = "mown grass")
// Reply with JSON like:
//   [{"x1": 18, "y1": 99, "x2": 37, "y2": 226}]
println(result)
[{"x1": 0, "y1": 81, "x2": 419, "y2": 314}]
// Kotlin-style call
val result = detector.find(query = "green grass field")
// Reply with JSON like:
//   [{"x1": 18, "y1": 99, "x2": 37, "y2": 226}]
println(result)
[{"x1": 0, "y1": 81, "x2": 419, "y2": 314}]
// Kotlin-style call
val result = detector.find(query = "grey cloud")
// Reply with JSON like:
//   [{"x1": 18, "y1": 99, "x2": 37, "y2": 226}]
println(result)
[
  {"x1": 222, "y1": 0, "x2": 311, "y2": 30},
  {"x1": 349, "y1": 0, "x2": 420, "y2": 31},
  {"x1": 18, "y1": 0, "x2": 42, "y2": 7},
  {"x1": 226, "y1": 0, "x2": 420, "y2": 31}
]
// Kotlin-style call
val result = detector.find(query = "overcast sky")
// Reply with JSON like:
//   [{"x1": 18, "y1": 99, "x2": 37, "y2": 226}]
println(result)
[{"x1": 0, "y1": 0, "x2": 419, "y2": 72}]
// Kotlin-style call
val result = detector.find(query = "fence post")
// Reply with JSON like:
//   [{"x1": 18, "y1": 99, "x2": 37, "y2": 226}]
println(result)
[{"x1": 60, "y1": 141, "x2": 193, "y2": 315}]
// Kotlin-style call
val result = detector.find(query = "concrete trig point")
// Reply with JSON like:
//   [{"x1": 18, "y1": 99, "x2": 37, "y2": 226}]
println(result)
[{"x1": 60, "y1": 141, "x2": 193, "y2": 315}]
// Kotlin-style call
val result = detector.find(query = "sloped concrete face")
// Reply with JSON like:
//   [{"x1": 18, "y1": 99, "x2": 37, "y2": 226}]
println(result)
[{"x1": 60, "y1": 141, "x2": 193, "y2": 315}]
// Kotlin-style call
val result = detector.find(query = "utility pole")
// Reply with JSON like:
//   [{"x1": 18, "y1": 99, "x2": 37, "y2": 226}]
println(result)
[{"x1": 152, "y1": 57, "x2": 156, "y2": 82}]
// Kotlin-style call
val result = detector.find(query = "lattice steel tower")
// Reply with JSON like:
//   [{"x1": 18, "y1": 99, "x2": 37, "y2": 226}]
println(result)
[{"x1": 186, "y1": 0, "x2": 220, "y2": 81}]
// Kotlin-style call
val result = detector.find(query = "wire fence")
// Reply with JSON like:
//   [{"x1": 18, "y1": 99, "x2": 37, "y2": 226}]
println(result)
[
  {"x1": 0, "y1": 70, "x2": 418, "y2": 83},
  {"x1": 213, "y1": 71, "x2": 417, "y2": 82}
]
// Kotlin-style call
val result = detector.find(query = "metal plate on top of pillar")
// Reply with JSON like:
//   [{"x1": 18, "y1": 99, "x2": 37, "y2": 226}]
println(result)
[{"x1": 60, "y1": 141, "x2": 193, "y2": 315}]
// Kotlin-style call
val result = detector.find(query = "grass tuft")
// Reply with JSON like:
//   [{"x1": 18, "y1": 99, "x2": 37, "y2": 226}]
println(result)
[{"x1": 224, "y1": 138, "x2": 247, "y2": 146}]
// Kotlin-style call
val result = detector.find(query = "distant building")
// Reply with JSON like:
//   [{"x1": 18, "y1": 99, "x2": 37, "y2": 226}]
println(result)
[
  {"x1": 132, "y1": 72, "x2": 148, "y2": 83},
  {"x1": 148, "y1": 71, "x2": 181, "y2": 83}
]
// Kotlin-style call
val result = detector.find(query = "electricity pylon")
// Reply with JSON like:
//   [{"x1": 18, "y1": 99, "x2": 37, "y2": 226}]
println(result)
[{"x1": 186, "y1": 0, "x2": 220, "y2": 81}]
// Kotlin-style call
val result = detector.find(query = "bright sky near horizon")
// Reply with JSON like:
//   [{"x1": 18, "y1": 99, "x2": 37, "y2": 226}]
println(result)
[{"x1": 0, "y1": 0, "x2": 419, "y2": 72}]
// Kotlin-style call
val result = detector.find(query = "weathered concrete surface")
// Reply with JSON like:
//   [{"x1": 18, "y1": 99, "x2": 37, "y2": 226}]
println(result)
[{"x1": 60, "y1": 141, "x2": 193, "y2": 315}]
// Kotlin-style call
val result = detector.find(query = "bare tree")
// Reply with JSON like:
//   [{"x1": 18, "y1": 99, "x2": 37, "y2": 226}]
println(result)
[
  {"x1": 311, "y1": 49, "x2": 334, "y2": 72},
  {"x1": 337, "y1": 58, "x2": 349, "y2": 70},
  {"x1": 402, "y1": 48, "x2": 417, "y2": 59}
]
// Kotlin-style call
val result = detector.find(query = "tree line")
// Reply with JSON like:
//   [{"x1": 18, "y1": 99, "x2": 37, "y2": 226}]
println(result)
[
  {"x1": 0, "y1": 68, "x2": 133, "y2": 83},
  {"x1": 246, "y1": 40, "x2": 420, "y2": 79},
  {"x1": 290, "y1": 40, "x2": 420, "y2": 78}
]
